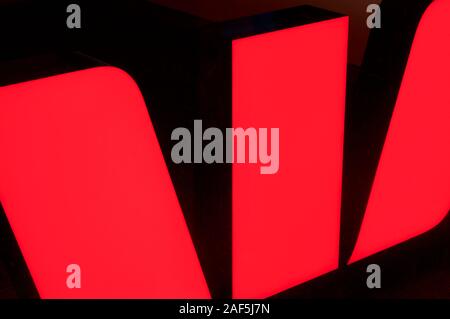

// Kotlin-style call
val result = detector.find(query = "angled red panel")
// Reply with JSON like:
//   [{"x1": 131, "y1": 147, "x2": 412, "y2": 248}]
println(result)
[
  {"x1": 349, "y1": 0, "x2": 450, "y2": 263},
  {"x1": 0, "y1": 67, "x2": 210, "y2": 298},
  {"x1": 232, "y1": 17, "x2": 348, "y2": 298}
]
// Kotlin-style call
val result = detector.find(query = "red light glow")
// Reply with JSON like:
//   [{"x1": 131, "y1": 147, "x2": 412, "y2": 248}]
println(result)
[
  {"x1": 0, "y1": 67, "x2": 210, "y2": 298},
  {"x1": 232, "y1": 17, "x2": 348, "y2": 298},
  {"x1": 349, "y1": 0, "x2": 450, "y2": 263}
]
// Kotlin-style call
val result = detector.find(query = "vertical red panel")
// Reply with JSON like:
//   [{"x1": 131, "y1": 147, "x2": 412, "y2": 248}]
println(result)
[
  {"x1": 0, "y1": 67, "x2": 210, "y2": 298},
  {"x1": 349, "y1": 0, "x2": 450, "y2": 263},
  {"x1": 232, "y1": 18, "x2": 348, "y2": 298}
]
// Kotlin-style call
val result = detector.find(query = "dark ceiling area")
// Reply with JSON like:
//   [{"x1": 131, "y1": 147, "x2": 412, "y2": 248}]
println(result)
[{"x1": 148, "y1": 0, "x2": 382, "y2": 65}]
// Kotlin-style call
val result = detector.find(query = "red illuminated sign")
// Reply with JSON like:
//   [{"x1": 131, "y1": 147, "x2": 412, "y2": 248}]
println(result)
[
  {"x1": 0, "y1": 67, "x2": 210, "y2": 298},
  {"x1": 349, "y1": 0, "x2": 450, "y2": 263},
  {"x1": 233, "y1": 0, "x2": 450, "y2": 297},
  {"x1": 232, "y1": 17, "x2": 348, "y2": 299},
  {"x1": 0, "y1": 0, "x2": 449, "y2": 299}
]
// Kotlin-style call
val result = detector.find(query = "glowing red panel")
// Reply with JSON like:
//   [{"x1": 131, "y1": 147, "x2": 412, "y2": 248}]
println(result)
[
  {"x1": 232, "y1": 17, "x2": 348, "y2": 298},
  {"x1": 0, "y1": 67, "x2": 210, "y2": 298},
  {"x1": 349, "y1": 0, "x2": 450, "y2": 263}
]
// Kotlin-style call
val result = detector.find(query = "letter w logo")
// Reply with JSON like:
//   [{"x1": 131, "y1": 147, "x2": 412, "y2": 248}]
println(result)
[{"x1": 0, "y1": 0, "x2": 449, "y2": 299}]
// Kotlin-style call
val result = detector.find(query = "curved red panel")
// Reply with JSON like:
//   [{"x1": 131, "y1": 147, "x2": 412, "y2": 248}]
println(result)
[
  {"x1": 349, "y1": 0, "x2": 450, "y2": 263},
  {"x1": 0, "y1": 67, "x2": 210, "y2": 298}
]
